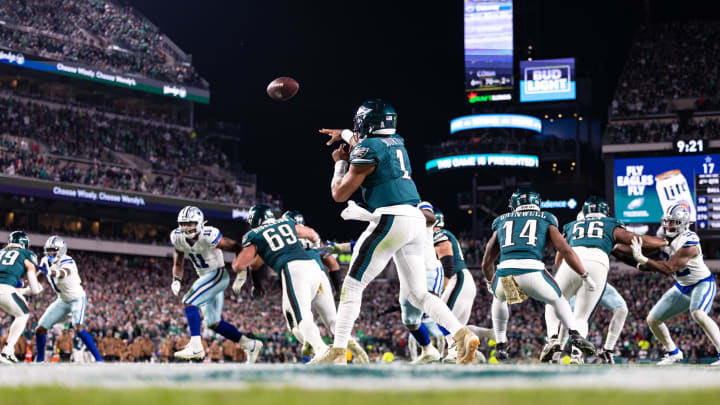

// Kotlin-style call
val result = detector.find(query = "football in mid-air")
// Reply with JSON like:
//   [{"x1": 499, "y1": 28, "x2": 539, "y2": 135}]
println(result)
[{"x1": 266, "y1": 77, "x2": 299, "y2": 101}]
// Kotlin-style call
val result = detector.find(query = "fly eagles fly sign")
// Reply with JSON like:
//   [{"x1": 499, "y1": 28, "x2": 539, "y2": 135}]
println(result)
[{"x1": 519, "y1": 58, "x2": 576, "y2": 102}]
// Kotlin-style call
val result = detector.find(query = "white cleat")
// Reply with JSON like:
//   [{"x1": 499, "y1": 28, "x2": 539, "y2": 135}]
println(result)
[
  {"x1": 347, "y1": 339, "x2": 369, "y2": 364},
  {"x1": 240, "y1": 336, "x2": 263, "y2": 364},
  {"x1": 657, "y1": 350, "x2": 683, "y2": 365},
  {"x1": 174, "y1": 344, "x2": 205, "y2": 360},
  {"x1": 410, "y1": 344, "x2": 441, "y2": 365},
  {"x1": 0, "y1": 352, "x2": 18, "y2": 364},
  {"x1": 539, "y1": 339, "x2": 561, "y2": 363},
  {"x1": 442, "y1": 345, "x2": 458, "y2": 363},
  {"x1": 710, "y1": 357, "x2": 720, "y2": 366},
  {"x1": 569, "y1": 347, "x2": 584, "y2": 365},
  {"x1": 308, "y1": 346, "x2": 348, "y2": 365}
]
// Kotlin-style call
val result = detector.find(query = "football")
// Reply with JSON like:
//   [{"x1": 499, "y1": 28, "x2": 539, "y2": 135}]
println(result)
[{"x1": 266, "y1": 76, "x2": 299, "y2": 101}]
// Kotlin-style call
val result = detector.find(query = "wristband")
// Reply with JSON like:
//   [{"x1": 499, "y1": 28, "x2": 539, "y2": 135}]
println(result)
[
  {"x1": 173, "y1": 276, "x2": 182, "y2": 282},
  {"x1": 580, "y1": 272, "x2": 588, "y2": 279},
  {"x1": 340, "y1": 129, "x2": 355, "y2": 144}
]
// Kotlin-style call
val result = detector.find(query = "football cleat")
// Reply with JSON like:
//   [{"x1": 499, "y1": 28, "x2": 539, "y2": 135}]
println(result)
[
  {"x1": 443, "y1": 344, "x2": 458, "y2": 363},
  {"x1": 240, "y1": 336, "x2": 263, "y2": 364},
  {"x1": 347, "y1": 339, "x2": 369, "y2": 364},
  {"x1": 301, "y1": 341, "x2": 314, "y2": 358},
  {"x1": 569, "y1": 333, "x2": 596, "y2": 356},
  {"x1": 473, "y1": 350, "x2": 487, "y2": 364},
  {"x1": 308, "y1": 346, "x2": 348, "y2": 365},
  {"x1": 657, "y1": 350, "x2": 683, "y2": 365},
  {"x1": 539, "y1": 338, "x2": 561, "y2": 363},
  {"x1": 410, "y1": 344, "x2": 441, "y2": 365},
  {"x1": 453, "y1": 327, "x2": 479, "y2": 364},
  {"x1": 0, "y1": 352, "x2": 18, "y2": 364},
  {"x1": 494, "y1": 342, "x2": 509, "y2": 361},
  {"x1": 569, "y1": 347, "x2": 584, "y2": 365},
  {"x1": 174, "y1": 344, "x2": 204, "y2": 360},
  {"x1": 599, "y1": 349, "x2": 615, "y2": 364},
  {"x1": 710, "y1": 357, "x2": 720, "y2": 366}
]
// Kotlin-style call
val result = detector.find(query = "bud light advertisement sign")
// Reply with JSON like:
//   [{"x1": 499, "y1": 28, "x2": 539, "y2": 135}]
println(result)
[
  {"x1": 519, "y1": 58, "x2": 576, "y2": 102},
  {"x1": 614, "y1": 154, "x2": 720, "y2": 223}
]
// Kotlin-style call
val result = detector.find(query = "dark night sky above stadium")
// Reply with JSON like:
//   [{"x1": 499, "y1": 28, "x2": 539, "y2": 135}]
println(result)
[{"x1": 127, "y1": 0, "x2": 718, "y2": 237}]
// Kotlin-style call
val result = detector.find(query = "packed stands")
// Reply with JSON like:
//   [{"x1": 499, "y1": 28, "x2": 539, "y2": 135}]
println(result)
[{"x1": 0, "y1": 0, "x2": 206, "y2": 87}]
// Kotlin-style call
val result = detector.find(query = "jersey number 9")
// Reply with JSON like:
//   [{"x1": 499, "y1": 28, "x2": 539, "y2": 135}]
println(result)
[
  {"x1": 0, "y1": 250, "x2": 20, "y2": 266},
  {"x1": 263, "y1": 224, "x2": 298, "y2": 252}
]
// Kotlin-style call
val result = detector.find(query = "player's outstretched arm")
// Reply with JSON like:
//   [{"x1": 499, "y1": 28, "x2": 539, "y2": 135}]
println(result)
[
  {"x1": 232, "y1": 244, "x2": 258, "y2": 272},
  {"x1": 481, "y1": 231, "x2": 500, "y2": 284},
  {"x1": 216, "y1": 236, "x2": 242, "y2": 254},
  {"x1": 613, "y1": 227, "x2": 667, "y2": 249},
  {"x1": 320, "y1": 128, "x2": 358, "y2": 147},
  {"x1": 23, "y1": 259, "x2": 42, "y2": 294},
  {"x1": 633, "y1": 238, "x2": 697, "y2": 276}
]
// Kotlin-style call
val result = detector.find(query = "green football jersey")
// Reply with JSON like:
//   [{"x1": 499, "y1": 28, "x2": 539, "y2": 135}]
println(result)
[
  {"x1": 242, "y1": 218, "x2": 311, "y2": 271},
  {"x1": 433, "y1": 229, "x2": 467, "y2": 273},
  {"x1": 0, "y1": 247, "x2": 37, "y2": 287},
  {"x1": 305, "y1": 248, "x2": 325, "y2": 270},
  {"x1": 562, "y1": 216, "x2": 624, "y2": 255},
  {"x1": 348, "y1": 134, "x2": 421, "y2": 211},
  {"x1": 492, "y1": 210, "x2": 558, "y2": 262}
]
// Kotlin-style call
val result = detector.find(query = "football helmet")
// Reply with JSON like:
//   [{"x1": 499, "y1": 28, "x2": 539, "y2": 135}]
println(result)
[
  {"x1": 177, "y1": 206, "x2": 206, "y2": 238},
  {"x1": 509, "y1": 187, "x2": 541, "y2": 211},
  {"x1": 282, "y1": 210, "x2": 305, "y2": 225},
  {"x1": 7, "y1": 231, "x2": 29, "y2": 249},
  {"x1": 582, "y1": 196, "x2": 609, "y2": 217},
  {"x1": 662, "y1": 203, "x2": 692, "y2": 238},
  {"x1": 353, "y1": 99, "x2": 397, "y2": 139},
  {"x1": 44, "y1": 235, "x2": 67, "y2": 264},
  {"x1": 248, "y1": 205, "x2": 276, "y2": 229}
]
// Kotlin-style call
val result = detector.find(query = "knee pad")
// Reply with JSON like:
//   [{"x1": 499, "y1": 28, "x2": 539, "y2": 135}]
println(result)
[{"x1": 690, "y1": 309, "x2": 706, "y2": 324}]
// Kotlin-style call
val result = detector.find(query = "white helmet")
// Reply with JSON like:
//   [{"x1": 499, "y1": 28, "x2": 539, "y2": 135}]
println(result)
[
  {"x1": 661, "y1": 203, "x2": 691, "y2": 238},
  {"x1": 44, "y1": 235, "x2": 67, "y2": 264},
  {"x1": 177, "y1": 206, "x2": 206, "y2": 238}
]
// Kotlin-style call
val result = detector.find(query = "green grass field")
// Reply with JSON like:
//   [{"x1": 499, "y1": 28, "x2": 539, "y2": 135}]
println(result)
[{"x1": 1, "y1": 387, "x2": 719, "y2": 405}]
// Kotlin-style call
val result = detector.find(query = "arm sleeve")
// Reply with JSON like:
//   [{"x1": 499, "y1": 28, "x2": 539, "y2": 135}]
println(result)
[{"x1": 440, "y1": 255, "x2": 455, "y2": 278}]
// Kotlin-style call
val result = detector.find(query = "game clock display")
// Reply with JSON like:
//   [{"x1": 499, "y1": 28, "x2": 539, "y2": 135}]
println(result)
[{"x1": 674, "y1": 138, "x2": 705, "y2": 154}]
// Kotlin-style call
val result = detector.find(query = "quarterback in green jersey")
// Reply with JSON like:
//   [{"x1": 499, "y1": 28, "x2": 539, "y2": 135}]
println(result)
[
  {"x1": 0, "y1": 231, "x2": 42, "y2": 364},
  {"x1": 232, "y1": 205, "x2": 368, "y2": 364},
  {"x1": 316, "y1": 99, "x2": 478, "y2": 365},
  {"x1": 542, "y1": 196, "x2": 667, "y2": 363},
  {"x1": 481, "y1": 187, "x2": 596, "y2": 361}
]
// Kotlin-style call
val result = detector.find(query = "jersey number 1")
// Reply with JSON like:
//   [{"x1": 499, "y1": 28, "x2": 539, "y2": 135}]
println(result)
[{"x1": 395, "y1": 150, "x2": 412, "y2": 180}]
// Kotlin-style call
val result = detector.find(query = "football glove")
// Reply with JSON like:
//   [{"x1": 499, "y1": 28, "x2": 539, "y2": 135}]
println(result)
[
  {"x1": 232, "y1": 268, "x2": 248, "y2": 294},
  {"x1": 171, "y1": 278, "x2": 181, "y2": 296},
  {"x1": 252, "y1": 285, "x2": 265, "y2": 298},
  {"x1": 631, "y1": 236, "x2": 649, "y2": 265}
]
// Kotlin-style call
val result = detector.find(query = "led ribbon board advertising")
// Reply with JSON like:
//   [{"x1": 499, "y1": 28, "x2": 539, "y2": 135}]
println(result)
[
  {"x1": 519, "y1": 58, "x2": 576, "y2": 102},
  {"x1": 426, "y1": 154, "x2": 539, "y2": 173},
  {"x1": 450, "y1": 114, "x2": 542, "y2": 134},
  {"x1": 0, "y1": 49, "x2": 210, "y2": 104}
]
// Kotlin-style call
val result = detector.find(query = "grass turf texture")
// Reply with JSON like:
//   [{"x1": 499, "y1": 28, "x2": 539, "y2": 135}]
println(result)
[{"x1": 1, "y1": 388, "x2": 719, "y2": 405}]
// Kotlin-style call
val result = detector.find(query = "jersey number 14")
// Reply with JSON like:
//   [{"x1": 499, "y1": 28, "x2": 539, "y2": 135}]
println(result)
[{"x1": 501, "y1": 220, "x2": 538, "y2": 247}]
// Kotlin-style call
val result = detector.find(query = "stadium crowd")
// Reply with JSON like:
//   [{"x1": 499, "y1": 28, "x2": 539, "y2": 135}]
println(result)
[
  {"x1": 604, "y1": 117, "x2": 720, "y2": 144},
  {"x1": 0, "y1": 250, "x2": 717, "y2": 364},
  {"x1": 610, "y1": 21, "x2": 720, "y2": 117},
  {"x1": 0, "y1": 0, "x2": 204, "y2": 87},
  {"x1": 0, "y1": 96, "x2": 280, "y2": 207}
]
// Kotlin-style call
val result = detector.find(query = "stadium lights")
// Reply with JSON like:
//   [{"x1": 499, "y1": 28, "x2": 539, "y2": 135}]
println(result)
[
  {"x1": 450, "y1": 114, "x2": 542, "y2": 134},
  {"x1": 558, "y1": 113, "x2": 562, "y2": 118},
  {"x1": 578, "y1": 116, "x2": 583, "y2": 121}
]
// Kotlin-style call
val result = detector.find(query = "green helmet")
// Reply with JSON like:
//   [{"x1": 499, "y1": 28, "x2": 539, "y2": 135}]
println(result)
[
  {"x1": 247, "y1": 205, "x2": 275, "y2": 228},
  {"x1": 7, "y1": 231, "x2": 30, "y2": 249},
  {"x1": 282, "y1": 210, "x2": 305, "y2": 225},
  {"x1": 509, "y1": 187, "x2": 541, "y2": 211},
  {"x1": 353, "y1": 99, "x2": 397, "y2": 139},
  {"x1": 582, "y1": 196, "x2": 610, "y2": 217},
  {"x1": 433, "y1": 208, "x2": 445, "y2": 228}
]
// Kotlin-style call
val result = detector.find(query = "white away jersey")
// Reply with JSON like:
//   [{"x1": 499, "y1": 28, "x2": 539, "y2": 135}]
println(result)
[
  {"x1": 44, "y1": 254, "x2": 85, "y2": 302},
  {"x1": 660, "y1": 231, "x2": 711, "y2": 286},
  {"x1": 425, "y1": 225, "x2": 442, "y2": 272},
  {"x1": 170, "y1": 226, "x2": 225, "y2": 276}
]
